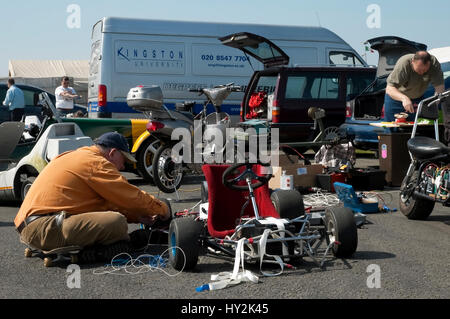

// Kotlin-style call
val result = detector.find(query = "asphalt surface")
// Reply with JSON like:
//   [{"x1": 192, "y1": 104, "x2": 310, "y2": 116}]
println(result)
[{"x1": 0, "y1": 158, "x2": 449, "y2": 300}]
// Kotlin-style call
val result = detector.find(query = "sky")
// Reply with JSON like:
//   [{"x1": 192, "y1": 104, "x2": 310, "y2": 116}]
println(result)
[{"x1": 1, "y1": 0, "x2": 449, "y2": 76}]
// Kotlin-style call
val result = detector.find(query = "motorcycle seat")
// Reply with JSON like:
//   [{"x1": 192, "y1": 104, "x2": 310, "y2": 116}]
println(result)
[{"x1": 407, "y1": 136, "x2": 450, "y2": 160}]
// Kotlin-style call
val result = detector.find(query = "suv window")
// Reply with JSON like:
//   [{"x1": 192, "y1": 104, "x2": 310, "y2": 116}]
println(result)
[
  {"x1": 254, "y1": 75, "x2": 278, "y2": 94},
  {"x1": 329, "y1": 51, "x2": 365, "y2": 66},
  {"x1": 286, "y1": 73, "x2": 339, "y2": 100},
  {"x1": 346, "y1": 73, "x2": 377, "y2": 100}
]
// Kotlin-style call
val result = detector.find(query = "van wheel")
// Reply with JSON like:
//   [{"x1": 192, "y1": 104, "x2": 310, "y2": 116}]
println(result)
[{"x1": 136, "y1": 138, "x2": 160, "y2": 182}]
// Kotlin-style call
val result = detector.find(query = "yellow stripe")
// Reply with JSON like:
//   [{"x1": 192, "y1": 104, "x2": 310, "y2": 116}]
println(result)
[
  {"x1": 130, "y1": 119, "x2": 149, "y2": 144},
  {"x1": 0, "y1": 187, "x2": 13, "y2": 190}
]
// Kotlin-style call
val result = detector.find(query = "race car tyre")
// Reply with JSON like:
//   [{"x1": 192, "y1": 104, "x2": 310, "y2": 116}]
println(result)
[
  {"x1": 399, "y1": 172, "x2": 435, "y2": 220},
  {"x1": 201, "y1": 181, "x2": 208, "y2": 203},
  {"x1": 136, "y1": 137, "x2": 160, "y2": 183},
  {"x1": 21, "y1": 177, "x2": 36, "y2": 202},
  {"x1": 325, "y1": 206, "x2": 357, "y2": 258},
  {"x1": 152, "y1": 144, "x2": 184, "y2": 193},
  {"x1": 270, "y1": 189, "x2": 304, "y2": 220},
  {"x1": 169, "y1": 217, "x2": 203, "y2": 271}
]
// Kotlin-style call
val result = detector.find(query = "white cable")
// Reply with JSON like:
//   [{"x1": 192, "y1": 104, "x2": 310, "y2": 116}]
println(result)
[
  {"x1": 92, "y1": 245, "x2": 186, "y2": 277},
  {"x1": 303, "y1": 191, "x2": 340, "y2": 208}
]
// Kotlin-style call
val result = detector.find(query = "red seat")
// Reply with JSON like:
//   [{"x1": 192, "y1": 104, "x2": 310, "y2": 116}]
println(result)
[{"x1": 202, "y1": 164, "x2": 280, "y2": 239}]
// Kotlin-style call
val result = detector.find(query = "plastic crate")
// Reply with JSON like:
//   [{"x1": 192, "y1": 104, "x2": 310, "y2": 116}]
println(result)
[{"x1": 333, "y1": 182, "x2": 379, "y2": 213}]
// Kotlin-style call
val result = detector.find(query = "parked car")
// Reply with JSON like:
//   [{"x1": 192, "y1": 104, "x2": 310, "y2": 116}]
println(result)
[
  {"x1": 341, "y1": 37, "x2": 449, "y2": 150},
  {"x1": 0, "y1": 83, "x2": 87, "y2": 123},
  {"x1": 219, "y1": 32, "x2": 376, "y2": 145}
]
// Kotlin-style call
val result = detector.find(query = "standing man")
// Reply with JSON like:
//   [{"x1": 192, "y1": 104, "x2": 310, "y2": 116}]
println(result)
[
  {"x1": 385, "y1": 51, "x2": 444, "y2": 122},
  {"x1": 55, "y1": 76, "x2": 78, "y2": 118},
  {"x1": 2, "y1": 78, "x2": 25, "y2": 121},
  {"x1": 15, "y1": 131, "x2": 170, "y2": 262}
]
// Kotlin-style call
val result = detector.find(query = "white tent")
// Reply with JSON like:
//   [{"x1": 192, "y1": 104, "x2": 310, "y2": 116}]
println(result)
[{"x1": 6, "y1": 60, "x2": 89, "y2": 105}]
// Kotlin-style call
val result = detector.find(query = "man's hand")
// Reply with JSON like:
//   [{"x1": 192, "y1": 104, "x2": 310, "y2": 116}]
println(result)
[
  {"x1": 138, "y1": 215, "x2": 158, "y2": 226},
  {"x1": 159, "y1": 202, "x2": 171, "y2": 221},
  {"x1": 402, "y1": 97, "x2": 414, "y2": 113}
]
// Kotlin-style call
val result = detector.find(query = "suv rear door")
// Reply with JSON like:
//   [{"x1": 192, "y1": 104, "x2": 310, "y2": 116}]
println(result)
[
  {"x1": 366, "y1": 36, "x2": 427, "y2": 77},
  {"x1": 278, "y1": 69, "x2": 344, "y2": 142},
  {"x1": 219, "y1": 32, "x2": 289, "y2": 68}
]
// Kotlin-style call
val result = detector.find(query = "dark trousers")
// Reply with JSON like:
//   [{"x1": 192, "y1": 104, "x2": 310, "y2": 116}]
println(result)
[
  {"x1": 10, "y1": 108, "x2": 24, "y2": 121},
  {"x1": 384, "y1": 94, "x2": 423, "y2": 122}
]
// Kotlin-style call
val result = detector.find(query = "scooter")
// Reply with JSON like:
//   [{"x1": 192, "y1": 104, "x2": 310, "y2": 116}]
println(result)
[
  {"x1": 127, "y1": 83, "x2": 240, "y2": 193},
  {"x1": 399, "y1": 90, "x2": 450, "y2": 220}
]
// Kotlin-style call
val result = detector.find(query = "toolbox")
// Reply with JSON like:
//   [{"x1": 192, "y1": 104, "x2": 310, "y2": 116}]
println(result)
[
  {"x1": 347, "y1": 168, "x2": 386, "y2": 191},
  {"x1": 316, "y1": 173, "x2": 348, "y2": 192}
]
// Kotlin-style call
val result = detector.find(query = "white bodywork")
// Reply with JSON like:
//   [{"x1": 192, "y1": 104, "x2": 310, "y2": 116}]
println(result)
[
  {"x1": 88, "y1": 17, "x2": 367, "y2": 119},
  {"x1": 0, "y1": 122, "x2": 93, "y2": 201}
]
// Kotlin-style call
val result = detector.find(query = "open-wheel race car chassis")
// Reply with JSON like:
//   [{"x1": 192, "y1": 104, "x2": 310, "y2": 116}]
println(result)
[{"x1": 167, "y1": 163, "x2": 358, "y2": 272}]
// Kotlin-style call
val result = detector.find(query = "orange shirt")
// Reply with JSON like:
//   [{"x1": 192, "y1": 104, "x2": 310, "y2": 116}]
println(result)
[{"x1": 14, "y1": 145, "x2": 168, "y2": 227}]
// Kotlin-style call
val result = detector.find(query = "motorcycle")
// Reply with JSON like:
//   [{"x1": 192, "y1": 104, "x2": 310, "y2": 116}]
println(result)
[
  {"x1": 127, "y1": 83, "x2": 241, "y2": 193},
  {"x1": 399, "y1": 89, "x2": 450, "y2": 220}
]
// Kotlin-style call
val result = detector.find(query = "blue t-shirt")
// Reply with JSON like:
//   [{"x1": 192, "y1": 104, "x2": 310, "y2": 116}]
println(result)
[{"x1": 3, "y1": 85, "x2": 25, "y2": 110}]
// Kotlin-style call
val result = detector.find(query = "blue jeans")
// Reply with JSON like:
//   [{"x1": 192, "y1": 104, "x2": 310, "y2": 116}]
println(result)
[{"x1": 384, "y1": 94, "x2": 423, "y2": 122}]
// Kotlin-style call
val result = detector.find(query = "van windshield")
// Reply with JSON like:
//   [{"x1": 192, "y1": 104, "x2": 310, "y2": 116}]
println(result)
[{"x1": 90, "y1": 40, "x2": 101, "y2": 76}]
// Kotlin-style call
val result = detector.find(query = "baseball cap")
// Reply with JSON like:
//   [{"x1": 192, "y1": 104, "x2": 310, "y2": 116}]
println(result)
[{"x1": 94, "y1": 132, "x2": 137, "y2": 163}]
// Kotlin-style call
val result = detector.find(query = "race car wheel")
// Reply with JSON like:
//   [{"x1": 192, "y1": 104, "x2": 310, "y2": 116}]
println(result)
[
  {"x1": 270, "y1": 189, "x2": 305, "y2": 220},
  {"x1": 169, "y1": 217, "x2": 203, "y2": 271},
  {"x1": 201, "y1": 181, "x2": 208, "y2": 203},
  {"x1": 21, "y1": 177, "x2": 36, "y2": 202},
  {"x1": 325, "y1": 206, "x2": 357, "y2": 258}
]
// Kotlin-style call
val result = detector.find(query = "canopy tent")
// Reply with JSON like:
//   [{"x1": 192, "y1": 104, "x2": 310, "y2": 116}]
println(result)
[{"x1": 6, "y1": 60, "x2": 89, "y2": 105}]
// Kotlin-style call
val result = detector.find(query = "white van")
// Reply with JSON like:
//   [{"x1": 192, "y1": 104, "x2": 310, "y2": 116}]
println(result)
[{"x1": 88, "y1": 17, "x2": 367, "y2": 118}]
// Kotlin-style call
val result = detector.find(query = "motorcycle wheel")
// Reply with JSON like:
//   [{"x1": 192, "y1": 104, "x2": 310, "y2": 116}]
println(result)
[
  {"x1": 399, "y1": 170, "x2": 435, "y2": 220},
  {"x1": 151, "y1": 144, "x2": 185, "y2": 193},
  {"x1": 136, "y1": 137, "x2": 160, "y2": 182}
]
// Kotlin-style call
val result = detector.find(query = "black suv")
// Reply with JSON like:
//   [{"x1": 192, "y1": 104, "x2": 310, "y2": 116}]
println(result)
[
  {"x1": 219, "y1": 32, "x2": 376, "y2": 144},
  {"x1": 0, "y1": 84, "x2": 86, "y2": 123}
]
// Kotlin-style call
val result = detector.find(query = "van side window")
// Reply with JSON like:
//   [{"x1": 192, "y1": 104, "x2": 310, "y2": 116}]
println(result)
[{"x1": 329, "y1": 51, "x2": 364, "y2": 66}]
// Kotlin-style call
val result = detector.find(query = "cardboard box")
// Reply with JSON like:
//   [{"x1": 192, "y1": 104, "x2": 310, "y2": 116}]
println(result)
[{"x1": 269, "y1": 164, "x2": 323, "y2": 189}]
